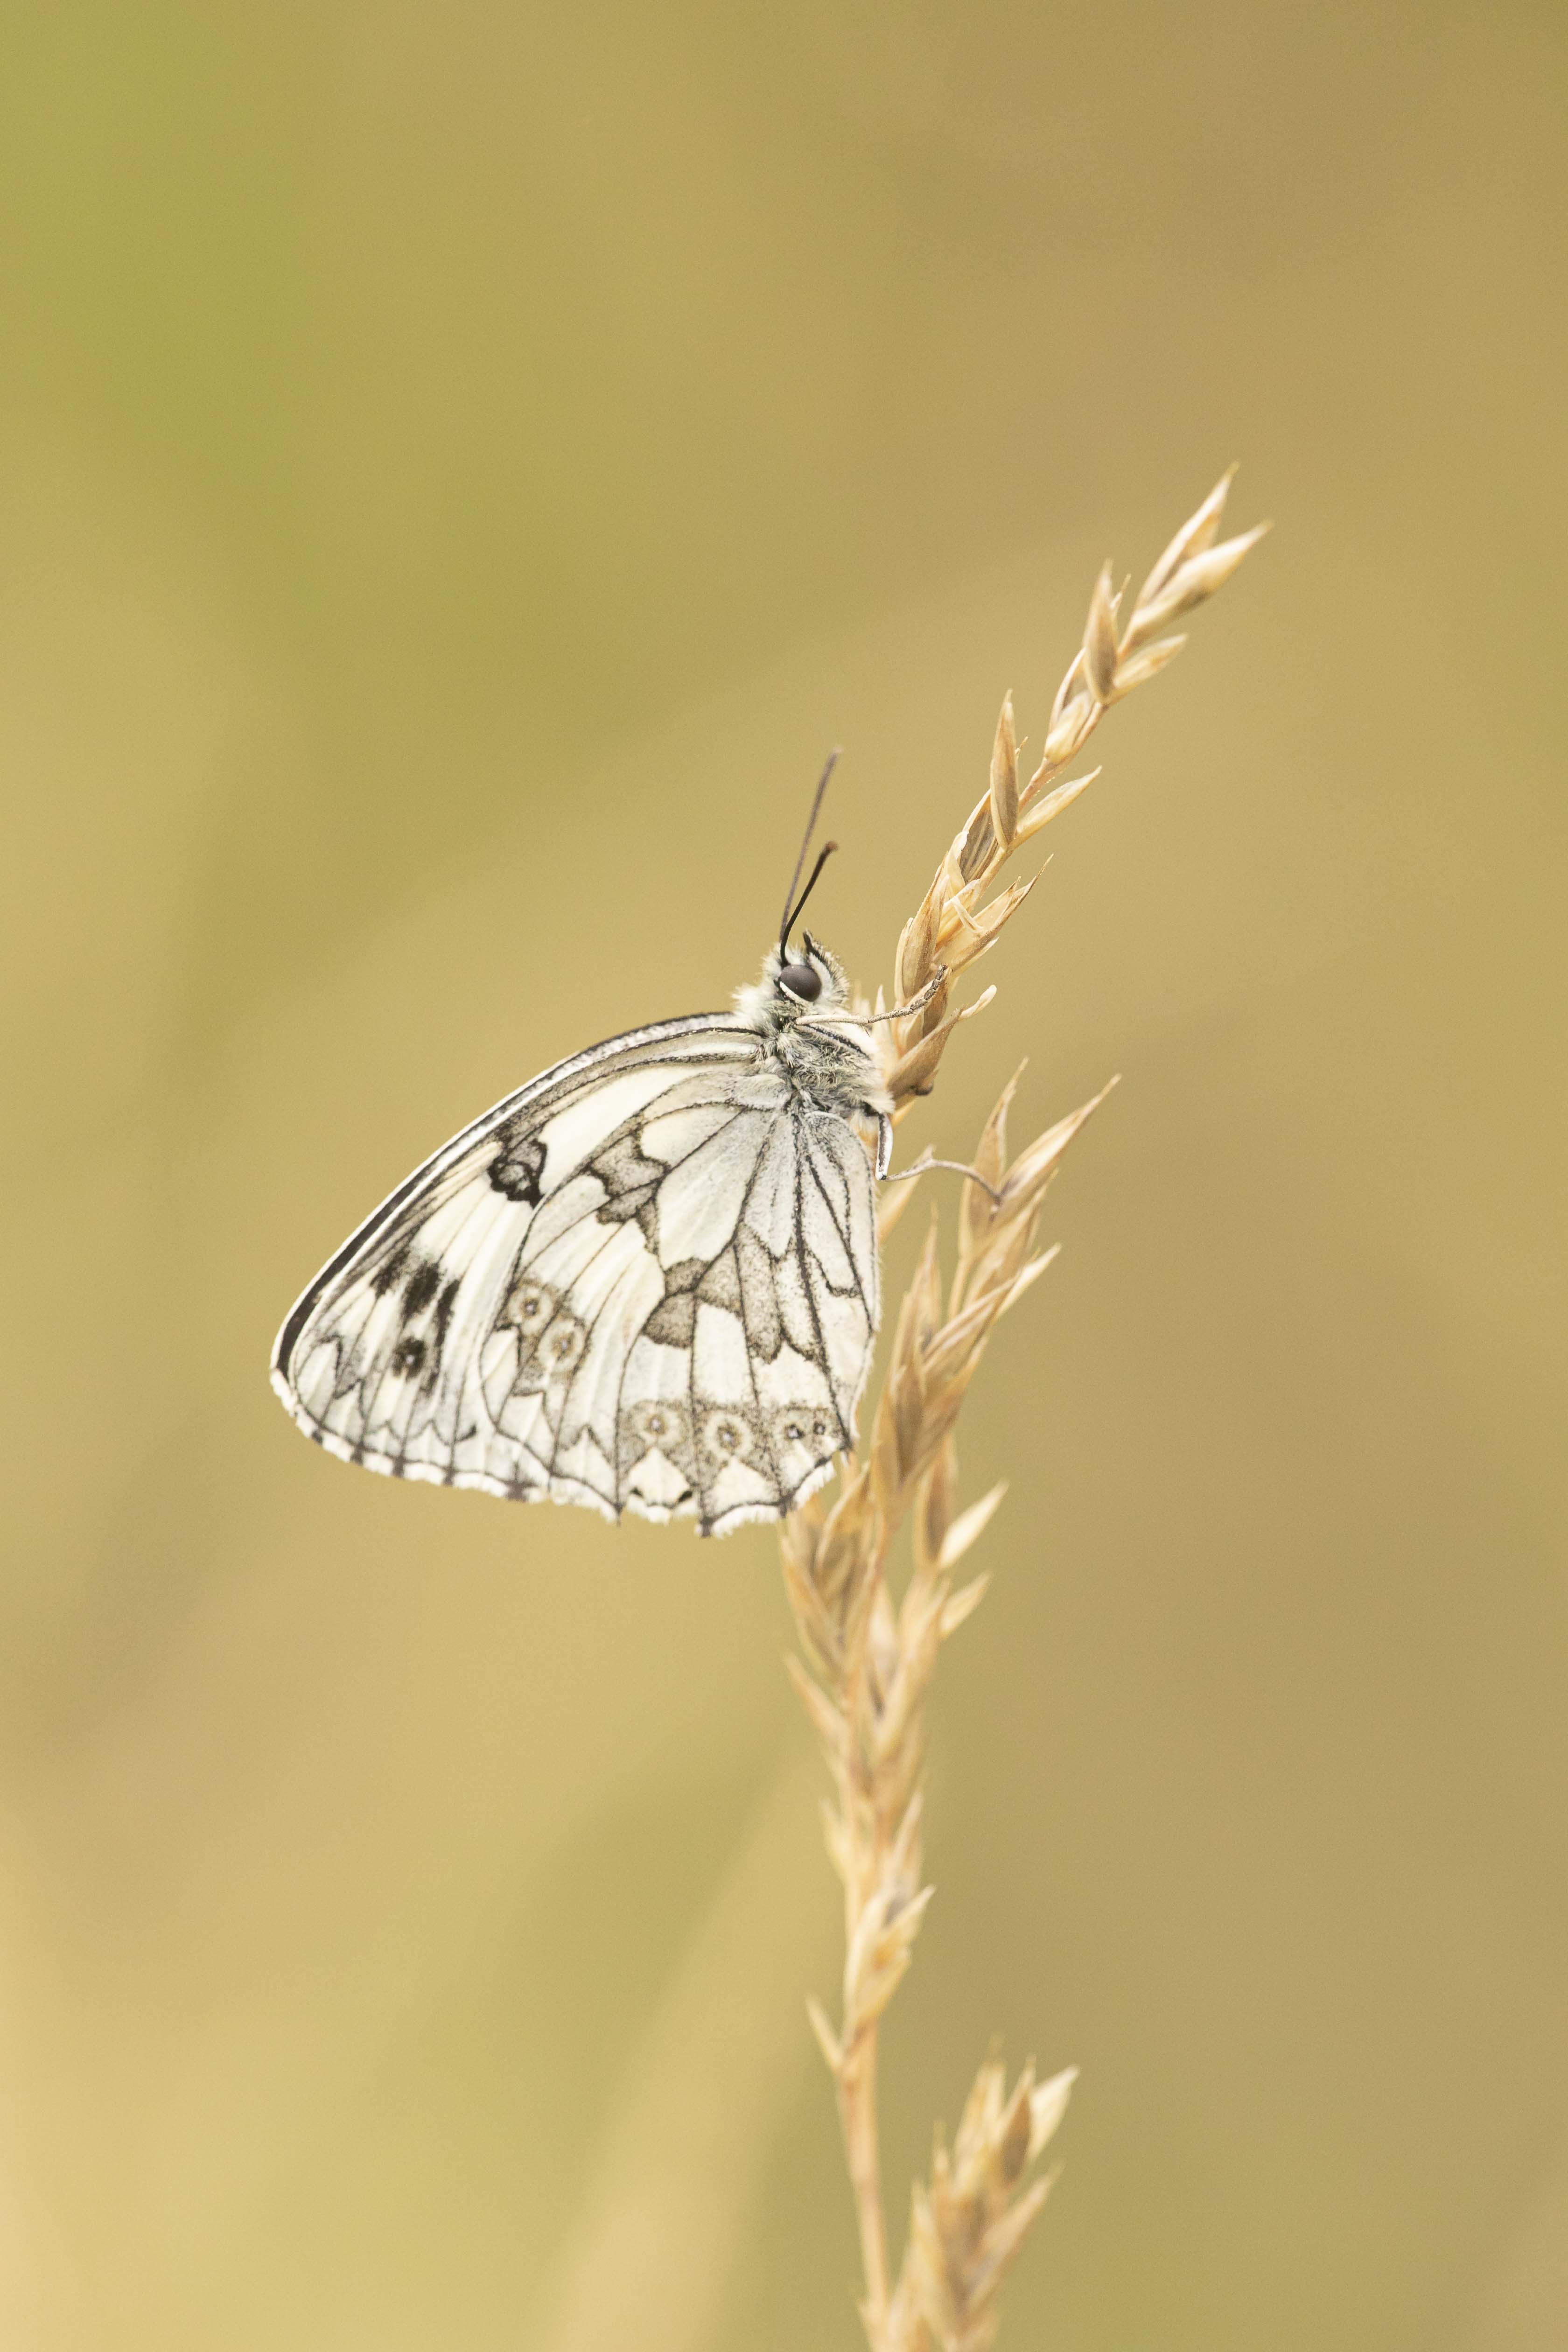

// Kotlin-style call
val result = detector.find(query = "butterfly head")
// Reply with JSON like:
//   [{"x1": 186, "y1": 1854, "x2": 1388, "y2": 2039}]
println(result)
[
  {"x1": 737, "y1": 932, "x2": 850, "y2": 1032},
  {"x1": 775, "y1": 930, "x2": 844, "y2": 1008}
]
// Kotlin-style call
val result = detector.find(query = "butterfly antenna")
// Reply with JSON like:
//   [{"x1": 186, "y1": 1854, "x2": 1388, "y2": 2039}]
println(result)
[{"x1": 779, "y1": 749, "x2": 840, "y2": 956}]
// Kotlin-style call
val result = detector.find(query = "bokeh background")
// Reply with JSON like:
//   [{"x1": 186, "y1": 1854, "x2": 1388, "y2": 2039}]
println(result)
[{"x1": 4, "y1": 4, "x2": 1565, "y2": 2347}]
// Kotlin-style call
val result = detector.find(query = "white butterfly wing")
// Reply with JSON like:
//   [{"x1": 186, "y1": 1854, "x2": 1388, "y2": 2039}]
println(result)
[{"x1": 272, "y1": 1015, "x2": 880, "y2": 1535}]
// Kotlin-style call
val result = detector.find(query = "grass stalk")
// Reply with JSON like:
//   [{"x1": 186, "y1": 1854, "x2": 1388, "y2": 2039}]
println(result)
[{"x1": 780, "y1": 471, "x2": 1264, "y2": 2350}]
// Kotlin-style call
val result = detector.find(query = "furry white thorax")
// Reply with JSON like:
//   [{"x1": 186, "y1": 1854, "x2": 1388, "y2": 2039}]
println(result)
[{"x1": 733, "y1": 933, "x2": 892, "y2": 1125}]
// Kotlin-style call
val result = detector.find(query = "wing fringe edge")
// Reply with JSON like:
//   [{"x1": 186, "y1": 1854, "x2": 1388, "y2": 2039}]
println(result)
[{"x1": 269, "y1": 1366, "x2": 844, "y2": 1537}]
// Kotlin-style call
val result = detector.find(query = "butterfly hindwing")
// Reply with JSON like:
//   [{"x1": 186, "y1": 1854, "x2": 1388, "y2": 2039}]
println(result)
[{"x1": 271, "y1": 1015, "x2": 881, "y2": 1534}]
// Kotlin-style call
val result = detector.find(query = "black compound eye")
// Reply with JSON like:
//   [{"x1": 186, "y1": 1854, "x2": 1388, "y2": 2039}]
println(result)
[{"x1": 778, "y1": 960, "x2": 822, "y2": 1002}]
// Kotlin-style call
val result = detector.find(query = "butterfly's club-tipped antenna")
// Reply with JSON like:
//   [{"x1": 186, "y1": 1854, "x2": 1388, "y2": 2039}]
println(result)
[{"x1": 779, "y1": 749, "x2": 841, "y2": 959}]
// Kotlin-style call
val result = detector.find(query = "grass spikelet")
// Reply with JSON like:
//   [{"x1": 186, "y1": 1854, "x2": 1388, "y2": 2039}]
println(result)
[{"x1": 779, "y1": 472, "x2": 1262, "y2": 2347}]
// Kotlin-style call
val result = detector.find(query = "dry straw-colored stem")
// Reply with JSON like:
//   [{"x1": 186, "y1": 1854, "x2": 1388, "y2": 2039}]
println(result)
[{"x1": 781, "y1": 471, "x2": 1264, "y2": 2351}]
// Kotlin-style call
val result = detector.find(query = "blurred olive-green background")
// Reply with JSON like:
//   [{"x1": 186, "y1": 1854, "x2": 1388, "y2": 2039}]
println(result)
[{"x1": 4, "y1": 4, "x2": 1566, "y2": 2347}]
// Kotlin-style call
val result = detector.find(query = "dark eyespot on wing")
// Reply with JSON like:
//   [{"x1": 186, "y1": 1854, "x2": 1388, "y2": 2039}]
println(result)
[{"x1": 392, "y1": 1337, "x2": 426, "y2": 1375}]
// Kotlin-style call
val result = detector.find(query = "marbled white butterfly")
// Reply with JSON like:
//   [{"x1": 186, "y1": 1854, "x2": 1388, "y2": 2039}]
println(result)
[{"x1": 271, "y1": 764, "x2": 932, "y2": 1536}]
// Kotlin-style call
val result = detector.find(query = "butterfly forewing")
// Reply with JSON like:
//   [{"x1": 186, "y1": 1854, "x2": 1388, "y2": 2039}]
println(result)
[{"x1": 271, "y1": 1013, "x2": 881, "y2": 1535}]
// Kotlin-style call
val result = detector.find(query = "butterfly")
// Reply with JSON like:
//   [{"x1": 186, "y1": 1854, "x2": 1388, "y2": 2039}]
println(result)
[{"x1": 271, "y1": 764, "x2": 937, "y2": 1536}]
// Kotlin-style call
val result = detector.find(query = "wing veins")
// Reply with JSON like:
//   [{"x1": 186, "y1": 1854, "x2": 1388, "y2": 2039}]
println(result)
[
  {"x1": 274, "y1": 1018, "x2": 758, "y2": 1378},
  {"x1": 802, "y1": 1121, "x2": 876, "y2": 1322},
  {"x1": 790, "y1": 1111, "x2": 847, "y2": 1453}
]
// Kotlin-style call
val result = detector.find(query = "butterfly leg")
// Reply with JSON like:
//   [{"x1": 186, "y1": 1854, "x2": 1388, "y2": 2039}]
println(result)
[
  {"x1": 795, "y1": 968, "x2": 949, "y2": 1035},
  {"x1": 858, "y1": 968, "x2": 947, "y2": 1026},
  {"x1": 880, "y1": 1149, "x2": 1001, "y2": 1204}
]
